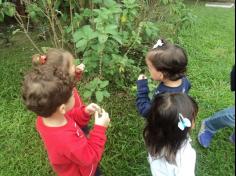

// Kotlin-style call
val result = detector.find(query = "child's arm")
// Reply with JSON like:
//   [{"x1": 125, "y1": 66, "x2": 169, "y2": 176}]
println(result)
[
  {"x1": 136, "y1": 75, "x2": 151, "y2": 118},
  {"x1": 64, "y1": 125, "x2": 107, "y2": 166},
  {"x1": 67, "y1": 103, "x2": 100, "y2": 127},
  {"x1": 64, "y1": 111, "x2": 110, "y2": 166},
  {"x1": 67, "y1": 106, "x2": 90, "y2": 127},
  {"x1": 68, "y1": 88, "x2": 100, "y2": 127},
  {"x1": 66, "y1": 88, "x2": 90, "y2": 127},
  {"x1": 72, "y1": 88, "x2": 84, "y2": 108}
]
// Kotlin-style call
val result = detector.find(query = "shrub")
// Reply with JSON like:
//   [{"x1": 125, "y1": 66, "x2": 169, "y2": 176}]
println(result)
[{"x1": 1, "y1": 0, "x2": 195, "y2": 102}]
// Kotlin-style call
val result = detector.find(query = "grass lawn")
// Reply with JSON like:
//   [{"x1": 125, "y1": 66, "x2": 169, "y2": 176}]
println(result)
[{"x1": 0, "y1": 3, "x2": 234, "y2": 176}]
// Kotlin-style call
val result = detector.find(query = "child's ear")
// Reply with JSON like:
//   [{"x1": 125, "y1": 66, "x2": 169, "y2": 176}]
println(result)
[
  {"x1": 58, "y1": 104, "x2": 66, "y2": 115},
  {"x1": 160, "y1": 72, "x2": 164, "y2": 80}
]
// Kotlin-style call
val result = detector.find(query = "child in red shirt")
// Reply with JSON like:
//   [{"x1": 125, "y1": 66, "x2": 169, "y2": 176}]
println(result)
[
  {"x1": 22, "y1": 49, "x2": 110, "y2": 176},
  {"x1": 32, "y1": 49, "x2": 99, "y2": 135},
  {"x1": 32, "y1": 48, "x2": 88, "y2": 119}
]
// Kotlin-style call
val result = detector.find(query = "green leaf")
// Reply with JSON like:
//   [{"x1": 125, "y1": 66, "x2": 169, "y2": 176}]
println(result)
[
  {"x1": 54, "y1": 1, "x2": 62, "y2": 9},
  {"x1": 91, "y1": 44, "x2": 105, "y2": 53},
  {"x1": 102, "y1": 90, "x2": 110, "y2": 98},
  {"x1": 83, "y1": 57, "x2": 98, "y2": 69},
  {"x1": 84, "y1": 91, "x2": 92, "y2": 99},
  {"x1": 47, "y1": 0, "x2": 52, "y2": 4},
  {"x1": 73, "y1": 30, "x2": 83, "y2": 42},
  {"x1": 82, "y1": 8, "x2": 93, "y2": 17},
  {"x1": 75, "y1": 59, "x2": 81, "y2": 66},
  {"x1": 111, "y1": 35, "x2": 123, "y2": 44},
  {"x1": 41, "y1": 47, "x2": 50, "y2": 53},
  {"x1": 82, "y1": 25, "x2": 97, "y2": 40},
  {"x1": 104, "y1": 25, "x2": 118, "y2": 35},
  {"x1": 76, "y1": 39, "x2": 87, "y2": 51},
  {"x1": 28, "y1": 11, "x2": 36, "y2": 19},
  {"x1": 99, "y1": 81, "x2": 109, "y2": 88},
  {"x1": 86, "y1": 79, "x2": 99, "y2": 90},
  {"x1": 3, "y1": 2, "x2": 15, "y2": 17},
  {"x1": 161, "y1": 0, "x2": 169, "y2": 5},
  {"x1": 92, "y1": 0, "x2": 103, "y2": 3},
  {"x1": 98, "y1": 34, "x2": 108, "y2": 44},
  {"x1": 95, "y1": 91, "x2": 104, "y2": 102},
  {"x1": 0, "y1": 12, "x2": 4, "y2": 22},
  {"x1": 103, "y1": 0, "x2": 117, "y2": 7}
]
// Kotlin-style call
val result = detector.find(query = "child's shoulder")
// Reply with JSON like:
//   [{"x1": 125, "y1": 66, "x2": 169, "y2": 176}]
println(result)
[
  {"x1": 180, "y1": 138, "x2": 195, "y2": 154},
  {"x1": 36, "y1": 116, "x2": 72, "y2": 135},
  {"x1": 182, "y1": 77, "x2": 191, "y2": 87},
  {"x1": 182, "y1": 76, "x2": 190, "y2": 82}
]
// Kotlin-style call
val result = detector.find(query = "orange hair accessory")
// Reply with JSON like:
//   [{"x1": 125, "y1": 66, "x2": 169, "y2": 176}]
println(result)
[{"x1": 39, "y1": 55, "x2": 47, "y2": 65}]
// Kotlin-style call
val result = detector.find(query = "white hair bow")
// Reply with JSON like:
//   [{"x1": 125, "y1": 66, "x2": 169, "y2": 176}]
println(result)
[{"x1": 153, "y1": 39, "x2": 164, "y2": 49}]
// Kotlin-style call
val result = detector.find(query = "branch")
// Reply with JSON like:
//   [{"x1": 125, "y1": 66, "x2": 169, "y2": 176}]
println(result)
[{"x1": 14, "y1": 12, "x2": 41, "y2": 53}]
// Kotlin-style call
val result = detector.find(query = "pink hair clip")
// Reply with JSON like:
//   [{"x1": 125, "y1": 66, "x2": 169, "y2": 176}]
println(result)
[{"x1": 39, "y1": 55, "x2": 47, "y2": 65}]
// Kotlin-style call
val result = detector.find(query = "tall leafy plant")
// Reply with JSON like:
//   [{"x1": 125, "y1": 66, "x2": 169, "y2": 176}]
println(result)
[
  {"x1": 1, "y1": 0, "x2": 194, "y2": 103},
  {"x1": 72, "y1": 0, "x2": 158, "y2": 102}
]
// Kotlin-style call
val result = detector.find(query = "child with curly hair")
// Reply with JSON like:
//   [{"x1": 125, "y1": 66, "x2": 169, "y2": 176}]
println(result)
[
  {"x1": 22, "y1": 65, "x2": 110, "y2": 176},
  {"x1": 32, "y1": 48, "x2": 86, "y2": 111}
]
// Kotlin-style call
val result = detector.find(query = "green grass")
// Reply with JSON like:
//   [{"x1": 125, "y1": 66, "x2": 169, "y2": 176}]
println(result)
[
  {"x1": 0, "y1": 3, "x2": 235, "y2": 176},
  {"x1": 179, "y1": 4, "x2": 235, "y2": 176}
]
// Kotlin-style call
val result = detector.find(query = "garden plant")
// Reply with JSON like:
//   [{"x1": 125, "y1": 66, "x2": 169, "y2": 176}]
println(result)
[{"x1": 0, "y1": 0, "x2": 234, "y2": 176}]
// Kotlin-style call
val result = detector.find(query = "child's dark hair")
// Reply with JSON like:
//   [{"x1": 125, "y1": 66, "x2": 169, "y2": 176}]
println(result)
[
  {"x1": 32, "y1": 48, "x2": 73, "y2": 73},
  {"x1": 146, "y1": 39, "x2": 188, "y2": 81},
  {"x1": 22, "y1": 65, "x2": 75, "y2": 117},
  {"x1": 143, "y1": 93, "x2": 198, "y2": 164}
]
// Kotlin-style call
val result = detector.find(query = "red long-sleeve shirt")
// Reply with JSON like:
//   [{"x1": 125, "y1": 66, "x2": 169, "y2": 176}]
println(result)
[
  {"x1": 36, "y1": 89, "x2": 107, "y2": 176},
  {"x1": 71, "y1": 88, "x2": 84, "y2": 110}
]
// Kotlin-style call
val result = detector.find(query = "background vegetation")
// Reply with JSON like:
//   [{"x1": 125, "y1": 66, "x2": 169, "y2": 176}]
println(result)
[
  {"x1": 0, "y1": 1, "x2": 235, "y2": 176},
  {"x1": 1, "y1": 0, "x2": 196, "y2": 102}
]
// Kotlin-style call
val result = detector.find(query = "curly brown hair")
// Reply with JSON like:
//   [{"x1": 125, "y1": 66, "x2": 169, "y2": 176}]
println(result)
[
  {"x1": 32, "y1": 48, "x2": 74, "y2": 74},
  {"x1": 22, "y1": 65, "x2": 75, "y2": 117}
]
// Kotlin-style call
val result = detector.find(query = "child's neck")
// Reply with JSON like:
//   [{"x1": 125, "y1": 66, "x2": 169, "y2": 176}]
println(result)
[
  {"x1": 162, "y1": 78, "x2": 182, "y2": 87},
  {"x1": 42, "y1": 113, "x2": 67, "y2": 127}
]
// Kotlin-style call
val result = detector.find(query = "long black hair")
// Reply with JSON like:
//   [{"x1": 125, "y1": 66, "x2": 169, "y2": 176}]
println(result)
[{"x1": 143, "y1": 93, "x2": 198, "y2": 164}]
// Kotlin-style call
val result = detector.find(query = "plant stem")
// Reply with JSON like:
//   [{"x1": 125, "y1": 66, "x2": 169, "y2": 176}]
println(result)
[
  {"x1": 70, "y1": 0, "x2": 77, "y2": 58},
  {"x1": 14, "y1": 12, "x2": 41, "y2": 53}
]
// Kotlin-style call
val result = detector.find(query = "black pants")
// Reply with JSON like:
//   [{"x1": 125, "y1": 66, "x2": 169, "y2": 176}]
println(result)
[
  {"x1": 95, "y1": 166, "x2": 102, "y2": 176},
  {"x1": 81, "y1": 125, "x2": 90, "y2": 135}
]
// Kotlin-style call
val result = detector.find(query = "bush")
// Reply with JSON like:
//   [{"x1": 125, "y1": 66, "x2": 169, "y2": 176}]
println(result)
[{"x1": 2, "y1": 0, "x2": 196, "y2": 103}]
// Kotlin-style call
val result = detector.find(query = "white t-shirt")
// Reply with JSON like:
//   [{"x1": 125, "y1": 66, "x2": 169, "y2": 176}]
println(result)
[{"x1": 148, "y1": 139, "x2": 196, "y2": 176}]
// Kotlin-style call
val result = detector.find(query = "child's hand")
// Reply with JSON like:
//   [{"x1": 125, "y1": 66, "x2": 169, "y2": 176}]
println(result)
[
  {"x1": 95, "y1": 109, "x2": 110, "y2": 128},
  {"x1": 76, "y1": 63, "x2": 85, "y2": 72},
  {"x1": 138, "y1": 74, "x2": 147, "y2": 80},
  {"x1": 85, "y1": 103, "x2": 101, "y2": 115},
  {"x1": 75, "y1": 63, "x2": 85, "y2": 80}
]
